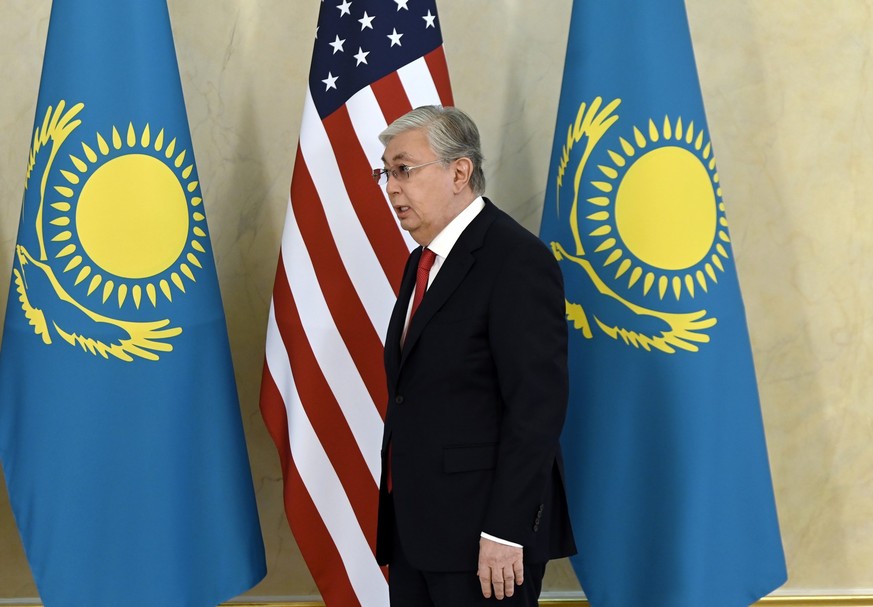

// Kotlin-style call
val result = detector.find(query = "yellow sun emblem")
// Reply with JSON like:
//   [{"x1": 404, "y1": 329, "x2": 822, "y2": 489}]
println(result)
[
  {"x1": 550, "y1": 97, "x2": 721, "y2": 354},
  {"x1": 11, "y1": 100, "x2": 205, "y2": 362},
  {"x1": 587, "y1": 115, "x2": 731, "y2": 300},
  {"x1": 52, "y1": 121, "x2": 205, "y2": 308}
]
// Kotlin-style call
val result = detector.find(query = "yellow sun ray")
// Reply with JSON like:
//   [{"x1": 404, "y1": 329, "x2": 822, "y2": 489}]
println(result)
[
  {"x1": 74, "y1": 266, "x2": 90, "y2": 285},
  {"x1": 97, "y1": 133, "x2": 109, "y2": 155},
  {"x1": 64, "y1": 256, "x2": 82, "y2": 272},
  {"x1": 604, "y1": 249, "x2": 622, "y2": 265},
  {"x1": 596, "y1": 238, "x2": 616, "y2": 254},
  {"x1": 102, "y1": 280, "x2": 114, "y2": 303},
  {"x1": 87, "y1": 275, "x2": 101, "y2": 296},
  {"x1": 616, "y1": 258, "x2": 632, "y2": 279}
]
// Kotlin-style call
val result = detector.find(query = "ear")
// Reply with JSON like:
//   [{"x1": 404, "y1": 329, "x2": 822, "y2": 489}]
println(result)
[{"x1": 451, "y1": 157, "x2": 473, "y2": 194}]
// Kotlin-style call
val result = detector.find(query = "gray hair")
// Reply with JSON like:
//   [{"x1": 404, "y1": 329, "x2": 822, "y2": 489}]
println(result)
[{"x1": 379, "y1": 105, "x2": 486, "y2": 196}]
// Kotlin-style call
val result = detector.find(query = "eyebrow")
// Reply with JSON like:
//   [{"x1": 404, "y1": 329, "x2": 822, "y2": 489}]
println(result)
[{"x1": 380, "y1": 151, "x2": 413, "y2": 164}]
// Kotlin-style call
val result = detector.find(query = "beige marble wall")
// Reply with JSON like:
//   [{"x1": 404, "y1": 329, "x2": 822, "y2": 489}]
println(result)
[{"x1": 1, "y1": 0, "x2": 872, "y2": 600}]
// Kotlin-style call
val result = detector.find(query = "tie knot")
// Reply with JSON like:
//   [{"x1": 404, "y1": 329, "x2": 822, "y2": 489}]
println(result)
[{"x1": 418, "y1": 248, "x2": 436, "y2": 272}]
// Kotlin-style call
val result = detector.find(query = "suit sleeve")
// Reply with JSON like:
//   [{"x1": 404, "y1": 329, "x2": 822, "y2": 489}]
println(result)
[{"x1": 481, "y1": 233, "x2": 569, "y2": 547}]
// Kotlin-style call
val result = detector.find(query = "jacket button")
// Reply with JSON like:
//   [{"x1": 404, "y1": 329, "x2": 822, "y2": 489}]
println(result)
[{"x1": 395, "y1": 395, "x2": 404, "y2": 404}]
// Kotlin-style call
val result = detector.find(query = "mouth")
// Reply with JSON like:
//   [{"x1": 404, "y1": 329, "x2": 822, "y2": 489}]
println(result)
[{"x1": 394, "y1": 205, "x2": 410, "y2": 217}]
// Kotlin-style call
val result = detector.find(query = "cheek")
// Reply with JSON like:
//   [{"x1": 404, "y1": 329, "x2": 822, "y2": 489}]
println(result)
[{"x1": 403, "y1": 191, "x2": 427, "y2": 217}]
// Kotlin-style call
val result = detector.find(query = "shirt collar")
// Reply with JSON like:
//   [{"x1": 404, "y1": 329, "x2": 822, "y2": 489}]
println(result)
[{"x1": 426, "y1": 196, "x2": 485, "y2": 259}]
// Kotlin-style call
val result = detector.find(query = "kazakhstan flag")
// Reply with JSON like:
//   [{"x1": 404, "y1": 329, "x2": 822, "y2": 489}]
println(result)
[
  {"x1": 0, "y1": 1, "x2": 266, "y2": 605},
  {"x1": 539, "y1": 2, "x2": 787, "y2": 606}
]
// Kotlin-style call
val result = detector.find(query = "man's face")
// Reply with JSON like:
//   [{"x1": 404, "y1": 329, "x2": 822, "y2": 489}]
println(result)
[{"x1": 381, "y1": 128, "x2": 459, "y2": 246}]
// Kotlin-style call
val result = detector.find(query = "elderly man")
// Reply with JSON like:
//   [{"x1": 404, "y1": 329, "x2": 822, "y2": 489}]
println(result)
[{"x1": 374, "y1": 105, "x2": 576, "y2": 606}]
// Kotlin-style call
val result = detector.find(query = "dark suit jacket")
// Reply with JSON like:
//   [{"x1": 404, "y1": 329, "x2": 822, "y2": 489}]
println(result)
[{"x1": 376, "y1": 198, "x2": 576, "y2": 572}]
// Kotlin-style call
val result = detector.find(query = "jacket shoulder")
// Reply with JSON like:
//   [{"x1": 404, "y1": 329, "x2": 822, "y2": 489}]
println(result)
[{"x1": 483, "y1": 199, "x2": 556, "y2": 261}]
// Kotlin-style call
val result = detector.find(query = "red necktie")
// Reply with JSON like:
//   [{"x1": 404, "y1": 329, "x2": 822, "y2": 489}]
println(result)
[
  {"x1": 409, "y1": 247, "x2": 436, "y2": 321},
  {"x1": 388, "y1": 248, "x2": 436, "y2": 493}
]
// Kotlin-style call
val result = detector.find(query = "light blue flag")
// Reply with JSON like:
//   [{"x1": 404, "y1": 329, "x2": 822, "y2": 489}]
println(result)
[
  {"x1": 0, "y1": 1, "x2": 266, "y2": 605},
  {"x1": 539, "y1": 2, "x2": 787, "y2": 606}
]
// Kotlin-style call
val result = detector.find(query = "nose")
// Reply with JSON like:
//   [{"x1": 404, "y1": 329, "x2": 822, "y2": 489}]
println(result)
[{"x1": 385, "y1": 172, "x2": 402, "y2": 195}]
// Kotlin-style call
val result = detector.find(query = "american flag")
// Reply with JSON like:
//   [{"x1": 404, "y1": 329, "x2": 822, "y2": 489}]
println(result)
[{"x1": 259, "y1": 1, "x2": 453, "y2": 605}]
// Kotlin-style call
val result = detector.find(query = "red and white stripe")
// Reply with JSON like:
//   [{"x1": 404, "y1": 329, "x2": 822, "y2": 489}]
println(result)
[{"x1": 260, "y1": 48, "x2": 453, "y2": 607}]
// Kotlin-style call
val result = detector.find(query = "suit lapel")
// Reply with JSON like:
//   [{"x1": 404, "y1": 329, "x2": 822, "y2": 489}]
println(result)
[
  {"x1": 385, "y1": 247, "x2": 420, "y2": 381},
  {"x1": 400, "y1": 200, "x2": 499, "y2": 367}
]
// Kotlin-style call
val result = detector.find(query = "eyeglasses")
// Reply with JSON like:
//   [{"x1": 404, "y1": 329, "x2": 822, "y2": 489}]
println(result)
[{"x1": 372, "y1": 159, "x2": 442, "y2": 185}]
